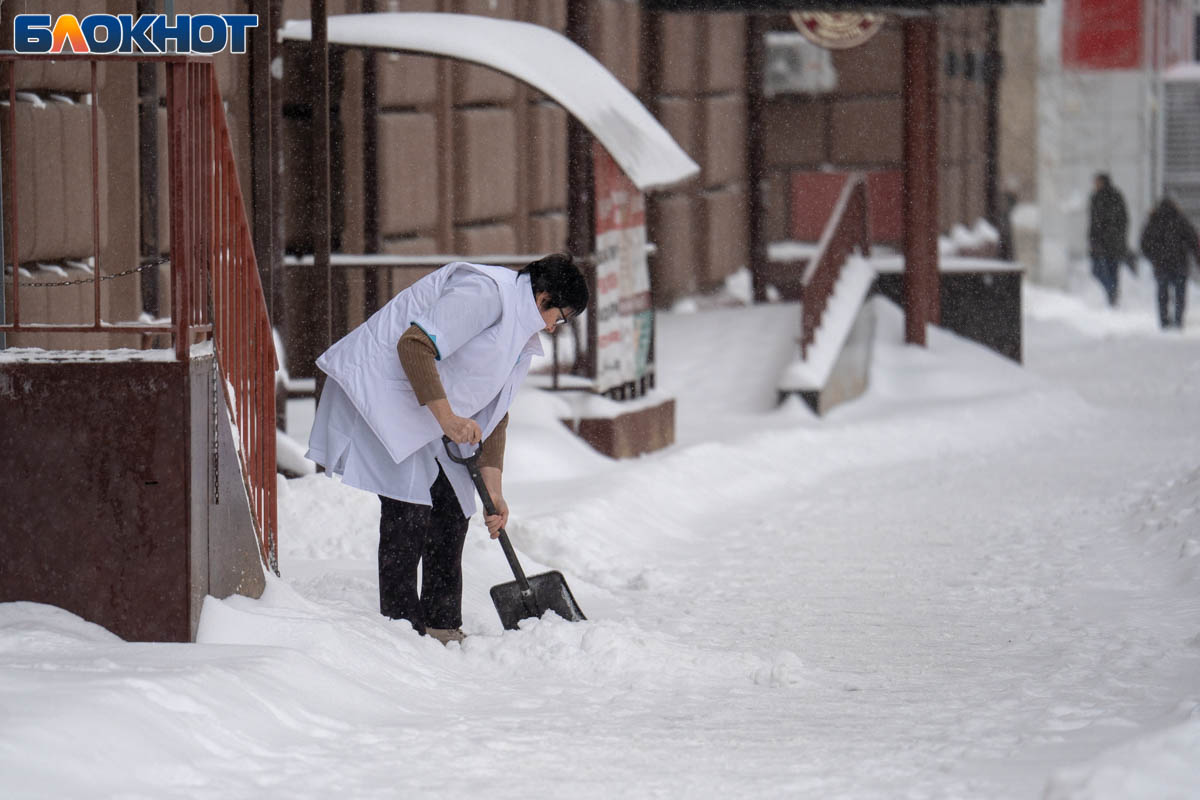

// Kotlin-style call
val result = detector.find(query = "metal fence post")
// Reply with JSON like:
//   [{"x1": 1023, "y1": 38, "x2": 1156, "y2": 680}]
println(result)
[{"x1": 0, "y1": 111, "x2": 6, "y2": 351}]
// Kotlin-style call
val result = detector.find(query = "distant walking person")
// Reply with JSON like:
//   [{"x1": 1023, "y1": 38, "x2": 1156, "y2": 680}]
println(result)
[
  {"x1": 1088, "y1": 173, "x2": 1129, "y2": 307},
  {"x1": 1139, "y1": 196, "x2": 1199, "y2": 330}
]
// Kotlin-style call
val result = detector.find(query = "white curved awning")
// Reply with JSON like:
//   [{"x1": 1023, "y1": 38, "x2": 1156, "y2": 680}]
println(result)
[{"x1": 280, "y1": 13, "x2": 700, "y2": 192}]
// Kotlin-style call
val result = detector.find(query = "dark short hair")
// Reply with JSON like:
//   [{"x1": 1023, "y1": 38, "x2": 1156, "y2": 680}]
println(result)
[{"x1": 519, "y1": 253, "x2": 589, "y2": 316}]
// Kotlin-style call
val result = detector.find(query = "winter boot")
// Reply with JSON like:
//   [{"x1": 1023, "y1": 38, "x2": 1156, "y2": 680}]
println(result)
[{"x1": 426, "y1": 627, "x2": 466, "y2": 645}]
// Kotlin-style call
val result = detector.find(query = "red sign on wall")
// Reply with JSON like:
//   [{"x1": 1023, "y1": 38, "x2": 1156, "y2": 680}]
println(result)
[{"x1": 1062, "y1": 0, "x2": 1143, "y2": 70}]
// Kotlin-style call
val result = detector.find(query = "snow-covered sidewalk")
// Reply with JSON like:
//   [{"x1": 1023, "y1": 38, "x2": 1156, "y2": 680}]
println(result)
[{"x1": 2, "y1": 271, "x2": 1199, "y2": 799}]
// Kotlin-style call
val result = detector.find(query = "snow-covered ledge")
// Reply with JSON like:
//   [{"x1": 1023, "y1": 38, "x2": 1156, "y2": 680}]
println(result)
[
  {"x1": 0, "y1": 340, "x2": 214, "y2": 364},
  {"x1": 779, "y1": 256, "x2": 877, "y2": 409}
]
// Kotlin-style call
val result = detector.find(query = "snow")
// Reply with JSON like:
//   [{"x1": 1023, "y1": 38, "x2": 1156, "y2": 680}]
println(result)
[
  {"x1": 0, "y1": 340, "x2": 214, "y2": 363},
  {"x1": 284, "y1": 253, "x2": 535, "y2": 267},
  {"x1": 768, "y1": 240, "x2": 821, "y2": 263},
  {"x1": 767, "y1": 243, "x2": 1020, "y2": 275},
  {"x1": 0, "y1": 346, "x2": 176, "y2": 363},
  {"x1": 974, "y1": 218, "x2": 1001, "y2": 243},
  {"x1": 1012, "y1": 201, "x2": 1041, "y2": 230},
  {"x1": 1044, "y1": 711, "x2": 1200, "y2": 800},
  {"x1": 277, "y1": 429, "x2": 317, "y2": 477},
  {"x1": 949, "y1": 219, "x2": 1001, "y2": 250},
  {"x1": 279, "y1": 13, "x2": 698, "y2": 192},
  {"x1": 1025, "y1": 254, "x2": 1200, "y2": 339},
  {"x1": 3, "y1": 256, "x2": 1200, "y2": 798},
  {"x1": 1163, "y1": 62, "x2": 1200, "y2": 82},
  {"x1": 553, "y1": 387, "x2": 675, "y2": 422},
  {"x1": 668, "y1": 267, "x2": 756, "y2": 313},
  {"x1": 871, "y1": 253, "x2": 1024, "y2": 274}
]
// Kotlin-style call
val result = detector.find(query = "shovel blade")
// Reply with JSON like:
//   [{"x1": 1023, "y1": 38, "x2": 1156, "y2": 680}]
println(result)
[{"x1": 490, "y1": 570, "x2": 586, "y2": 631}]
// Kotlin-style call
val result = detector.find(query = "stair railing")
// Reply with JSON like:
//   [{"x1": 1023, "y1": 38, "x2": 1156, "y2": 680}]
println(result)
[
  {"x1": 167, "y1": 59, "x2": 278, "y2": 573},
  {"x1": 799, "y1": 173, "x2": 870, "y2": 358},
  {"x1": 0, "y1": 54, "x2": 277, "y2": 572}
]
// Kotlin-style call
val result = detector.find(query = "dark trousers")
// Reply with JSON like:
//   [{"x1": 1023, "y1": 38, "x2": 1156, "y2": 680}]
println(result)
[
  {"x1": 378, "y1": 467, "x2": 468, "y2": 632},
  {"x1": 1091, "y1": 254, "x2": 1120, "y2": 306},
  {"x1": 1156, "y1": 271, "x2": 1188, "y2": 328}
]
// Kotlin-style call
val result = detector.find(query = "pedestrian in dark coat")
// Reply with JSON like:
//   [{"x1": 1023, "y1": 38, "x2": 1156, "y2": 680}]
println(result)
[
  {"x1": 1088, "y1": 173, "x2": 1129, "y2": 307},
  {"x1": 1140, "y1": 196, "x2": 1199, "y2": 329}
]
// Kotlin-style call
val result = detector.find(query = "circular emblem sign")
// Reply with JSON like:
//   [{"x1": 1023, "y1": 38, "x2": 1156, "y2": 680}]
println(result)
[{"x1": 790, "y1": 12, "x2": 885, "y2": 50}]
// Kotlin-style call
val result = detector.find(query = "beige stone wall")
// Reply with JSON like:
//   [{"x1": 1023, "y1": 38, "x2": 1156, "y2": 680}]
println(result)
[
  {"x1": 279, "y1": 0, "x2": 747, "y2": 311},
  {"x1": 762, "y1": 13, "x2": 996, "y2": 242},
  {"x1": 939, "y1": 8, "x2": 992, "y2": 231},
  {"x1": 0, "y1": 0, "x2": 145, "y2": 349},
  {"x1": 280, "y1": 0, "x2": 572, "y2": 261},
  {"x1": 1, "y1": 0, "x2": 255, "y2": 350},
  {"x1": 645, "y1": 11, "x2": 749, "y2": 304},
  {"x1": 997, "y1": 6, "x2": 1039, "y2": 204},
  {"x1": 761, "y1": 20, "x2": 908, "y2": 243}
]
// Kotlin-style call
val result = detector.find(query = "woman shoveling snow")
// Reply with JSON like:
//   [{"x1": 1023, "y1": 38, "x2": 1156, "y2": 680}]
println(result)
[{"x1": 305, "y1": 254, "x2": 588, "y2": 644}]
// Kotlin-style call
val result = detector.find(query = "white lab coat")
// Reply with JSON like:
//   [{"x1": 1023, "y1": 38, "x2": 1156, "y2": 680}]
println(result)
[{"x1": 305, "y1": 262, "x2": 545, "y2": 515}]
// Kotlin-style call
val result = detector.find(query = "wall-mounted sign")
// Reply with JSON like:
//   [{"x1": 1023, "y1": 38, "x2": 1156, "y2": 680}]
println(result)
[
  {"x1": 1061, "y1": 0, "x2": 1141, "y2": 70},
  {"x1": 791, "y1": 11, "x2": 885, "y2": 50},
  {"x1": 593, "y1": 145, "x2": 653, "y2": 395}
]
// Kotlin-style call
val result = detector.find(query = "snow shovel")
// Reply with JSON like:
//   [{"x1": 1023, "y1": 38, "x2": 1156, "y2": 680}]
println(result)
[{"x1": 441, "y1": 436, "x2": 586, "y2": 630}]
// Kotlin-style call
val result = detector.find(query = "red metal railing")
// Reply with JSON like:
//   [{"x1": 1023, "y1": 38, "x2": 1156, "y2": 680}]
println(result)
[
  {"x1": 170, "y1": 60, "x2": 278, "y2": 571},
  {"x1": 799, "y1": 173, "x2": 870, "y2": 358},
  {"x1": 1, "y1": 55, "x2": 277, "y2": 571}
]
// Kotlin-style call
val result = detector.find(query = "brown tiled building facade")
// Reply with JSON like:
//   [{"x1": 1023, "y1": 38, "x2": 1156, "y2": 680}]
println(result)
[
  {"x1": 3, "y1": 1, "x2": 996, "y2": 358},
  {"x1": 277, "y1": 1, "x2": 992, "y2": 314},
  {"x1": 761, "y1": 10, "x2": 995, "y2": 248},
  {"x1": 277, "y1": 1, "x2": 754, "y2": 317},
  {"x1": 0, "y1": 0, "x2": 254, "y2": 350}
]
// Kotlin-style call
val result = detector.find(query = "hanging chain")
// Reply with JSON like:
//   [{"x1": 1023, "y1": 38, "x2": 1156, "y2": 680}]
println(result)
[
  {"x1": 211, "y1": 359, "x2": 220, "y2": 506},
  {"x1": 14, "y1": 257, "x2": 169, "y2": 288}
]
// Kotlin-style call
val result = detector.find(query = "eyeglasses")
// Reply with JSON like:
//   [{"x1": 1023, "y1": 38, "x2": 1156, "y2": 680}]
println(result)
[{"x1": 554, "y1": 309, "x2": 568, "y2": 327}]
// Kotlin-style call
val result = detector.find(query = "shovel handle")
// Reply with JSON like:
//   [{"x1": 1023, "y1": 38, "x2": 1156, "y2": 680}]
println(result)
[{"x1": 442, "y1": 436, "x2": 532, "y2": 593}]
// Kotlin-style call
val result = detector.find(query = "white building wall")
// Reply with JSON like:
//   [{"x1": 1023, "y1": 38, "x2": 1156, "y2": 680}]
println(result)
[{"x1": 1034, "y1": 0, "x2": 1161, "y2": 288}]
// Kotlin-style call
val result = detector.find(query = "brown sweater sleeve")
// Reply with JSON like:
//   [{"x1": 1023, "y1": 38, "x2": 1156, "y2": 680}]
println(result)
[
  {"x1": 478, "y1": 413, "x2": 508, "y2": 471},
  {"x1": 396, "y1": 324, "x2": 446, "y2": 406},
  {"x1": 398, "y1": 325, "x2": 506, "y2": 469}
]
